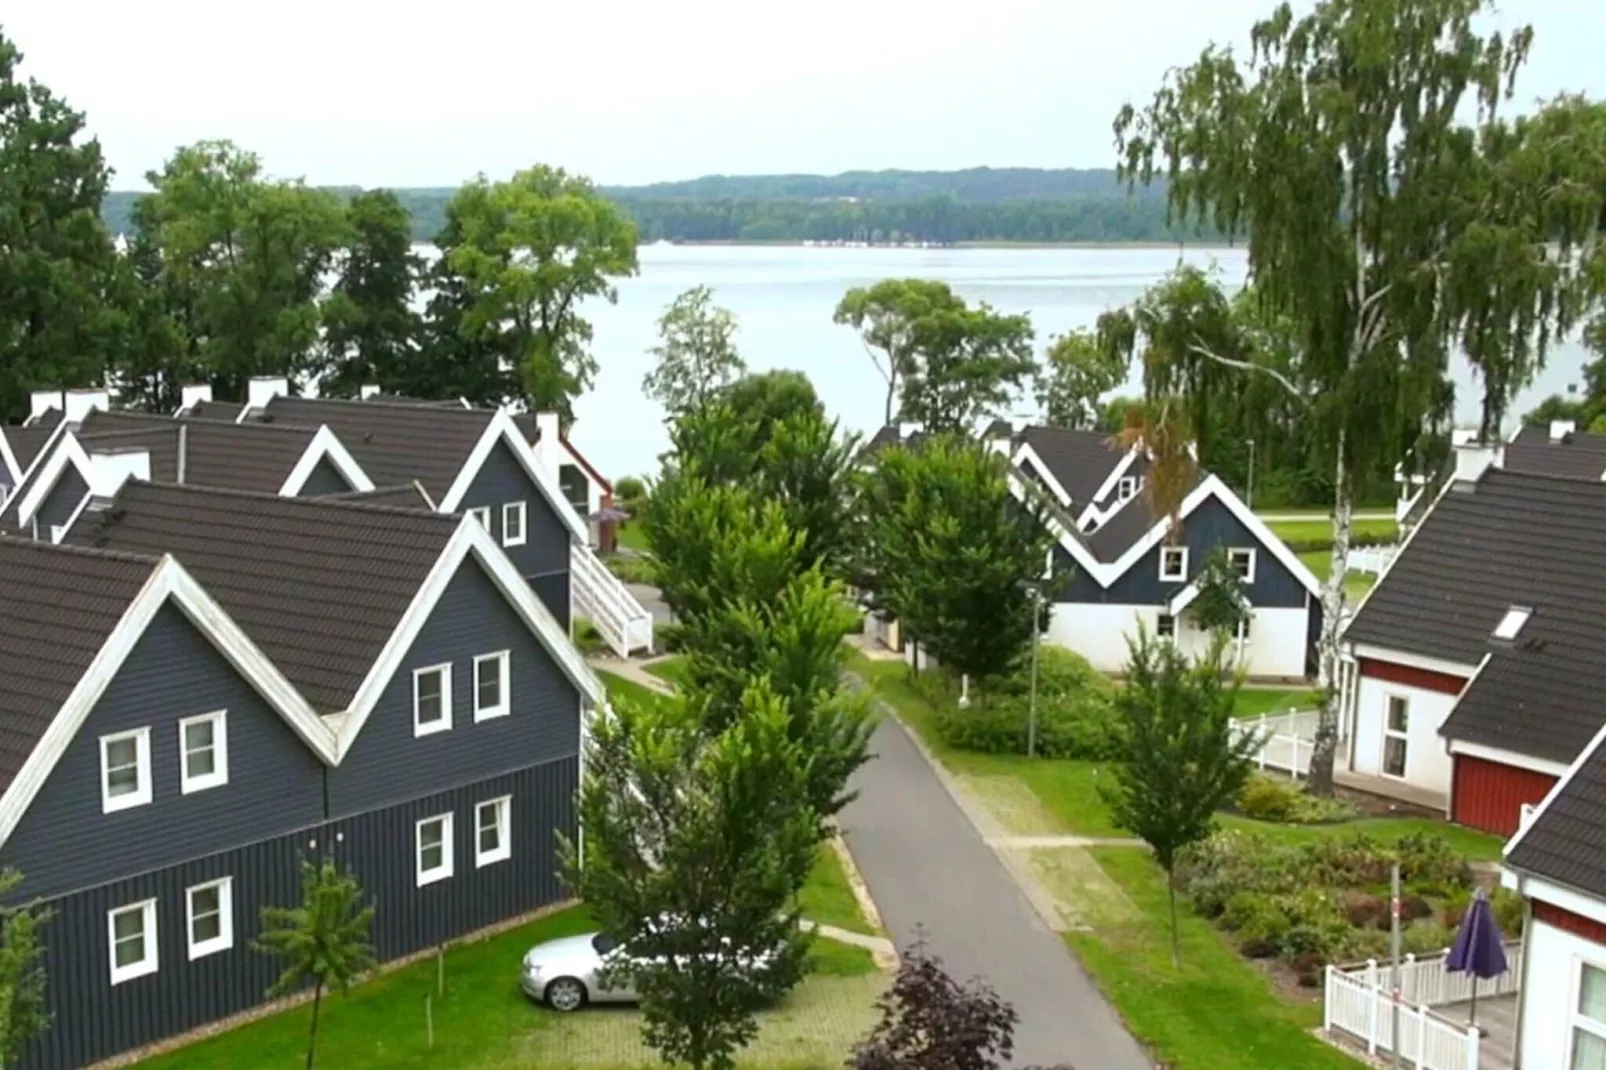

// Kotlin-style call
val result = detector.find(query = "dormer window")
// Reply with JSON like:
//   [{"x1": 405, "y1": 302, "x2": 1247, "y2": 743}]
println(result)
[
  {"x1": 1160, "y1": 546, "x2": 1189, "y2": 582},
  {"x1": 1492, "y1": 606, "x2": 1532, "y2": 641},
  {"x1": 1118, "y1": 476, "x2": 1138, "y2": 501},
  {"x1": 1228, "y1": 548, "x2": 1257, "y2": 583}
]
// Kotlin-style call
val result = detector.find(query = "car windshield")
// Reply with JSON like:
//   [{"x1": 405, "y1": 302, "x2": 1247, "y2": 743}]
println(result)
[{"x1": 591, "y1": 933, "x2": 618, "y2": 955}]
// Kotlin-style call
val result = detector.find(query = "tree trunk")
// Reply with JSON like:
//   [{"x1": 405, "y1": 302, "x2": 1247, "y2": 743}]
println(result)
[
  {"x1": 1166, "y1": 867, "x2": 1181, "y2": 969},
  {"x1": 305, "y1": 980, "x2": 323, "y2": 1070},
  {"x1": 1307, "y1": 435, "x2": 1351, "y2": 797},
  {"x1": 883, "y1": 373, "x2": 896, "y2": 427}
]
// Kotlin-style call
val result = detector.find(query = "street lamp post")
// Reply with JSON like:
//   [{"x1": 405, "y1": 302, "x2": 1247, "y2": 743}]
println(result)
[{"x1": 1028, "y1": 587, "x2": 1044, "y2": 759}]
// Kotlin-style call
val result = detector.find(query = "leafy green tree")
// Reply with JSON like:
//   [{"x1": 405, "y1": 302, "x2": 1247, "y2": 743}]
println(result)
[
  {"x1": 124, "y1": 141, "x2": 346, "y2": 406},
  {"x1": 643, "y1": 285, "x2": 746, "y2": 414},
  {"x1": 418, "y1": 197, "x2": 522, "y2": 406},
  {"x1": 835, "y1": 279, "x2": 963, "y2": 426},
  {"x1": 315, "y1": 190, "x2": 422, "y2": 398},
  {"x1": 256, "y1": 856, "x2": 376, "y2": 1070},
  {"x1": 835, "y1": 280, "x2": 1035, "y2": 433},
  {"x1": 440, "y1": 166, "x2": 638, "y2": 420},
  {"x1": 1036, "y1": 327, "x2": 1129, "y2": 429},
  {"x1": 1187, "y1": 548, "x2": 1249, "y2": 638},
  {"x1": 720, "y1": 369, "x2": 820, "y2": 432},
  {"x1": 0, "y1": 871, "x2": 50, "y2": 1069},
  {"x1": 859, "y1": 436, "x2": 1053, "y2": 684},
  {"x1": 0, "y1": 30, "x2": 130, "y2": 422},
  {"x1": 1101, "y1": 632, "x2": 1258, "y2": 965},
  {"x1": 1113, "y1": 0, "x2": 1572, "y2": 793},
  {"x1": 561, "y1": 681, "x2": 818, "y2": 1070}
]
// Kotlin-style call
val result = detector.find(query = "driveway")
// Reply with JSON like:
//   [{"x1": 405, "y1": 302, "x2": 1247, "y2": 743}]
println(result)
[{"x1": 839, "y1": 715, "x2": 1153, "y2": 1070}]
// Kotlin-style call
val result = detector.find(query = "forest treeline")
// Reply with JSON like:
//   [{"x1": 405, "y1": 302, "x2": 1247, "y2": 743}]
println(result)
[{"x1": 100, "y1": 168, "x2": 1220, "y2": 245}]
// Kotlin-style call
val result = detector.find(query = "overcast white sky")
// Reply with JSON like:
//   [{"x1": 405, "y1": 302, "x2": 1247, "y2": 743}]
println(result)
[{"x1": 8, "y1": 0, "x2": 1605, "y2": 190}]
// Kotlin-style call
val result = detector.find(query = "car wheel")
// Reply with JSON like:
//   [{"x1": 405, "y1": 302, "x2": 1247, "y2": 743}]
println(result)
[{"x1": 544, "y1": 976, "x2": 589, "y2": 1012}]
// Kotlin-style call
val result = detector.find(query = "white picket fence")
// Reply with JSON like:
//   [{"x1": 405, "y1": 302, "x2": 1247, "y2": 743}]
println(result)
[
  {"x1": 1347, "y1": 545, "x2": 1398, "y2": 575},
  {"x1": 1231, "y1": 709, "x2": 1321, "y2": 777},
  {"x1": 1324, "y1": 943, "x2": 1523, "y2": 1070}
]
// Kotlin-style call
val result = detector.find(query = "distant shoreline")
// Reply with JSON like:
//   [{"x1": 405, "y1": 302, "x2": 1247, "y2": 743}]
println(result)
[{"x1": 663, "y1": 239, "x2": 1238, "y2": 251}]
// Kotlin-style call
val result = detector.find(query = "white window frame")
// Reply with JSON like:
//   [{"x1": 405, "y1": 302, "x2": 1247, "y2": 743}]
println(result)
[
  {"x1": 473, "y1": 651, "x2": 511, "y2": 722},
  {"x1": 185, "y1": 876, "x2": 234, "y2": 960},
  {"x1": 178, "y1": 710, "x2": 229, "y2": 794},
  {"x1": 100, "y1": 727, "x2": 152, "y2": 813},
  {"x1": 1117, "y1": 476, "x2": 1138, "y2": 500},
  {"x1": 1228, "y1": 548, "x2": 1257, "y2": 583},
  {"x1": 1159, "y1": 546, "x2": 1189, "y2": 582},
  {"x1": 475, "y1": 796, "x2": 512, "y2": 868},
  {"x1": 1234, "y1": 615, "x2": 1252, "y2": 642},
  {"x1": 1382, "y1": 693, "x2": 1410, "y2": 780},
  {"x1": 1494, "y1": 605, "x2": 1532, "y2": 641},
  {"x1": 1156, "y1": 613, "x2": 1177, "y2": 640},
  {"x1": 467, "y1": 506, "x2": 492, "y2": 533},
  {"x1": 416, "y1": 812, "x2": 455, "y2": 886},
  {"x1": 107, "y1": 898, "x2": 159, "y2": 984},
  {"x1": 502, "y1": 501, "x2": 527, "y2": 547},
  {"x1": 412, "y1": 663, "x2": 453, "y2": 737},
  {"x1": 1571, "y1": 958, "x2": 1606, "y2": 1068}
]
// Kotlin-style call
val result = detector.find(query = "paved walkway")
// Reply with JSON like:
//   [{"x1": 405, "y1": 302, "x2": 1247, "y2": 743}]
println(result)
[
  {"x1": 839, "y1": 709, "x2": 1154, "y2": 1070},
  {"x1": 586, "y1": 656, "x2": 675, "y2": 696}
]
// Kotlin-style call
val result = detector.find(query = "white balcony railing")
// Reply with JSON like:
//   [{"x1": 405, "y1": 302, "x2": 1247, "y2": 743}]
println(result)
[{"x1": 572, "y1": 543, "x2": 654, "y2": 659}]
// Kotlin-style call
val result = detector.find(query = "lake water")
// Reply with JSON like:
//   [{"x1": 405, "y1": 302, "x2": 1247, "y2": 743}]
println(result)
[{"x1": 509, "y1": 243, "x2": 1589, "y2": 480}]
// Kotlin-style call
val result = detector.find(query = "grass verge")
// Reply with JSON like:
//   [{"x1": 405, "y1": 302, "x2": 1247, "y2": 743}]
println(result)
[
  {"x1": 1230, "y1": 688, "x2": 1319, "y2": 719},
  {"x1": 1065, "y1": 848, "x2": 1361, "y2": 1070},
  {"x1": 1267, "y1": 517, "x2": 1398, "y2": 545},
  {"x1": 1297, "y1": 550, "x2": 1378, "y2": 602},
  {"x1": 799, "y1": 843, "x2": 881, "y2": 936},
  {"x1": 644, "y1": 656, "x2": 688, "y2": 689},
  {"x1": 596, "y1": 671, "x2": 666, "y2": 709}
]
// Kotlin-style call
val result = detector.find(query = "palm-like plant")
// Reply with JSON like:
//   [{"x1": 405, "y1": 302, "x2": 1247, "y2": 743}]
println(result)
[{"x1": 255, "y1": 856, "x2": 376, "y2": 1070}]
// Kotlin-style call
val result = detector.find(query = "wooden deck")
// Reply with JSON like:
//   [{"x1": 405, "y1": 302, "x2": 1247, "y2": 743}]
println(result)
[{"x1": 1434, "y1": 994, "x2": 1517, "y2": 1070}]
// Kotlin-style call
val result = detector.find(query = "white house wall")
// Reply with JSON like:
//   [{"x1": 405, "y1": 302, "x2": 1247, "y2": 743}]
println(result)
[
  {"x1": 1520, "y1": 918, "x2": 1606, "y2": 1070},
  {"x1": 1047, "y1": 603, "x2": 1309, "y2": 678},
  {"x1": 1349, "y1": 674, "x2": 1456, "y2": 797}
]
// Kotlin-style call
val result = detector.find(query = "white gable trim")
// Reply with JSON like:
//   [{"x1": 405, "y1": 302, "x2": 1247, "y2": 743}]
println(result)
[
  {"x1": 1447, "y1": 739, "x2": 1569, "y2": 779},
  {"x1": 1011, "y1": 442, "x2": 1075, "y2": 509},
  {"x1": 1103, "y1": 475, "x2": 1323, "y2": 598},
  {"x1": 0, "y1": 431, "x2": 20, "y2": 487},
  {"x1": 332, "y1": 515, "x2": 603, "y2": 761},
  {"x1": 15, "y1": 419, "x2": 68, "y2": 489},
  {"x1": 436, "y1": 410, "x2": 588, "y2": 542},
  {"x1": 1079, "y1": 482, "x2": 1144, "y2": 533},
  {"x1": 1080, "y1": 450, "x2": 1142, "y2": 525},
  {"x1": 277, "y1": 426, "x2": 377, "y2": 497},
  {"x1": 1007, "y1": 472, "x2": 1106, "y2": 581},
  {"x1": 1341, "y1": 478, "x2": 1455, "y2": 639},
  {"x1": 12, "y1": 433, "x2": 92, "y2": 529},
  {"x1": 0, "y1": 555, "x2": 337, "y2": 849}
]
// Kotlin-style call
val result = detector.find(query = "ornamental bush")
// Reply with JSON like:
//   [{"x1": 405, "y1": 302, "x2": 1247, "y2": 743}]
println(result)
[{"x1": 933, "y1": 648, "x2": 1121, "y2": 759}]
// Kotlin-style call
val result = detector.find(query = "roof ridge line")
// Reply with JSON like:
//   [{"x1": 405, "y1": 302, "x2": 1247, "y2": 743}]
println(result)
[
  {"x1": 122, "y1": 480, "x2": 459, "y2": 520},
  {"x1": 0, "y1": 533, "x2": 162, "y2": 567}
]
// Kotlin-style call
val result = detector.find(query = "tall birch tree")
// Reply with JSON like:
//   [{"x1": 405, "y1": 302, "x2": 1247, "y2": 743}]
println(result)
[{"x1": 1113, "y1": 0, "x2": 1550, "y2": 794}]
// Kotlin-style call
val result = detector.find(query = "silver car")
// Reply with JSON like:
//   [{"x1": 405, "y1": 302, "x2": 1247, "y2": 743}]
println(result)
[{"x1": 520, "y1": 926, "x2": 783, "y2": 1012}]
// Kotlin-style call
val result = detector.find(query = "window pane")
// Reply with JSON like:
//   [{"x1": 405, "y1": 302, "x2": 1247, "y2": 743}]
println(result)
[
  {"x1": 1573, "y1": 1027, "x2": 1606, "y2": 1070},
  {"x1": 114, "y1": 909, "x2": 144, "y2": 941},
  {"x1": 106, "y1": 763, "x2": 140, "y2": 797},
  {"x1": 114, "y1": 931, "x2": 145, "y2": 967},
  {"x1": 107, "y1": 737, "x2": 137, "y2": 768},
  {"x1": 192, "y1": 908, "x2": 221, "y2": 944},
  {"x1": 1384, "y1": 736, "x2": 1408, "y2": 777},
  {"x1": 480, "y1": 820, "x2": 500, "y2": 855},
  {"x1": 418, "y1": 672, "x2": 443, "y2": 723},
  {"x1": 1580, "y1": 964, "x2": 1606, "y2": 1024},
  {"x1": 478, "y1": 661, "x2": 502, "y2": 710},
  {"x1": 1388, "y1": 698, "x2": 1409, "y2": 732}
]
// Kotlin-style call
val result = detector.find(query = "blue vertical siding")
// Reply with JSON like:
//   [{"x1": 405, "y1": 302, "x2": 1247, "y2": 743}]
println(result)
[
  {"x1": 457, "y1": 440, "x2": 572, "y2": 622},
  {"x1": 296, "y1": 456, "x2": 355, "y2": 496},
  {"x1": 326, "y1": 556, "x2": 581, "y2": 818},
  {"x1": 0, "y1": 603, "x2": 328, "y2": 903},
  {"x1": 32, "y1": 467, "x2": 88, "y2": 536}
]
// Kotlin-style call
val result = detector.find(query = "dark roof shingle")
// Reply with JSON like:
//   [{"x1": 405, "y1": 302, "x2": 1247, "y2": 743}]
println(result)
[
  {"x1": 1504, "y1": 425, "x2": 1606, "y2": 481},
  {"x1": 0, "y1": 538, "x2": 157, "y2": 790},
  {"x1": 67, "y1": 482, "x2": 458, "y2": 712},
  {"x1": 260, "y1": 395, "x2": 491, "y2": 500},
  {"x1": 1018, "y1": 426, "x2": 1126, "y2": 508},
  {"x1": 1506, "y1": 744, "x2": 1606, "y2": 897}
]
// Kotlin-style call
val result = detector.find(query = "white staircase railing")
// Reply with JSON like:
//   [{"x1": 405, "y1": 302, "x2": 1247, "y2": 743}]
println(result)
[{"x1": 572, "y1": 544, "x2": 654, "y2": 658}]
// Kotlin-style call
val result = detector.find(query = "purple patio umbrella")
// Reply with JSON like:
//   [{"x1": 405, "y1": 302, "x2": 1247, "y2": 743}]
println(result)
[{"x1": 1446, "y1": 887, "x2": 1508, "y2": 1034}]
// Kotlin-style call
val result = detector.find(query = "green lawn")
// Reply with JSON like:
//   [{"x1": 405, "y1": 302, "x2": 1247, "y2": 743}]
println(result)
[
  {"x1": 1231, "y1": 688, "x2": 1318, "y2": 719},
  {"x1": 1297, "y1": 550, "x2": 1377, "y2": 602},
  {"x1": 1065, "y1": 849, "x2": 1361, "y2": 1070},
  {"x1": 597, "y1": 671, "x2": 666, "y2": 709},
  {"x1": 144, "y1": 904, "x2": 878, "y2": 1070},
  {"x1": 799, "y1": 843, "x2": 881, "y2": 935},
  {"x1": 644, "y1": 656, "x2": 689, "y2": 689},
  {"x1": 615, "y1": 522, "x2": 649, "y2": 553},
  {"x1": 1266, "y1": 517, "x2": 1398, "y2": 545}
]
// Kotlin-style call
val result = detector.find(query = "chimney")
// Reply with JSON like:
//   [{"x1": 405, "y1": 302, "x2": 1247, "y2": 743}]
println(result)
[
  {"x1": 180, "y1": 384, "x2": 213, "y2": 410},
  {"x1": 63, "y1": 389, "x2": 110, "y2": 423},
  {"x1": 246, "y1": 376, "x2": 289, "y2": 408},
  {"x1": 29, "y1": 391, "x2": 63, "y2": 422},
  {"x1": 1453, "y1": 439, "x2": 1504, "y2": 484},
  {"x1": 1550, "y1": 419, "x2": 1577, "y2": 444},
  {"x1": 359, "y1": 384, "x2": 382, "y2": 400},
  {"x1": 87, "y1": 447, "x2": 150, "y2": 498},
  {"x1": 533, "y1": 411, "x2": 562, "y2": 469}
]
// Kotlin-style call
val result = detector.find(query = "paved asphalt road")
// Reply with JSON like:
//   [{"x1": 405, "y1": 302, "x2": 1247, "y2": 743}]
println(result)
[{"x1": 839, "y1": 715, "x2": 1154, "y2": 1070}]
